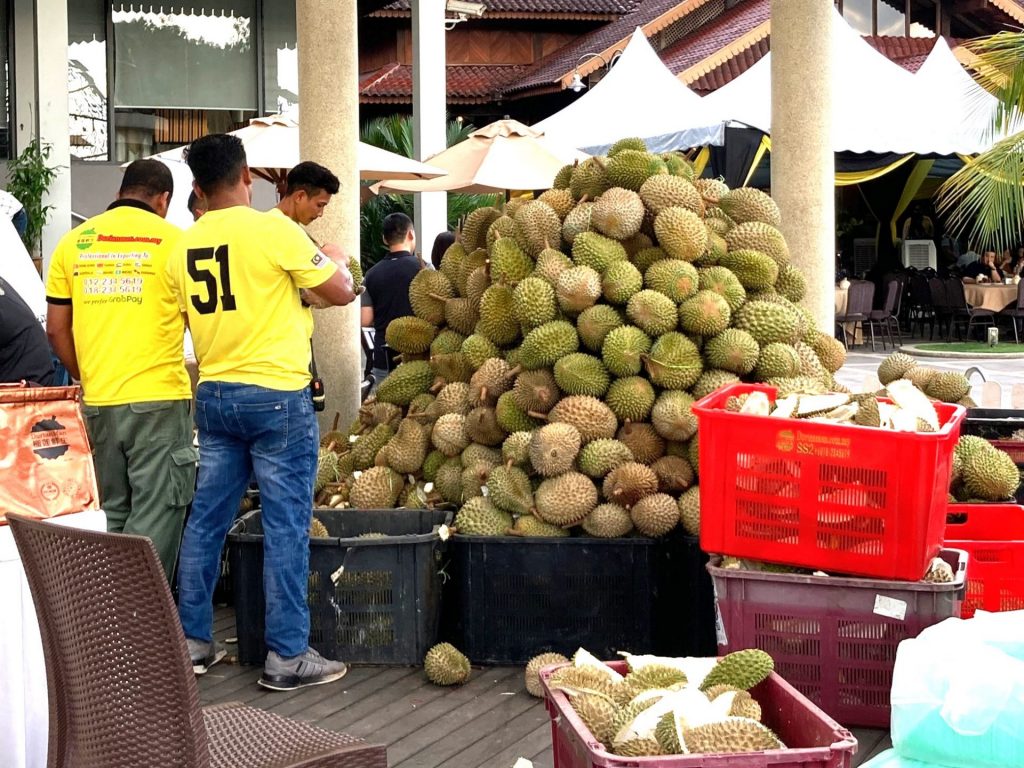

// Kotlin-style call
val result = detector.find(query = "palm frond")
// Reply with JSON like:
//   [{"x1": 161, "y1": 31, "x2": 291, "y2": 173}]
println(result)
[
  {"x1": 964, "y1": 31, "x2": 1024, "y2": 134},
  {"x1": 936, "y1": 130, "x2": 1024, "y2": 250}
]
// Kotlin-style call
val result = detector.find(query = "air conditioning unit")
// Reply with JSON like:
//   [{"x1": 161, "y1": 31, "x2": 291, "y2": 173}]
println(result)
[
  {"x1": 853, "y1": 238, "x2": 878, "y2": 275},
  {"x1": 902, "y1": 239, "x2": 937, "y2": 270}
]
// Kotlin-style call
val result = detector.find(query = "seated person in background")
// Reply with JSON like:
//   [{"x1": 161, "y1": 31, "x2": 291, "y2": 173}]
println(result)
[
  {"x1": 1012, "y1": 245, "x2": 1024, "y2": 276},
  {"x1": 962, "y1": 250, "x2": 1004, "y2": 283},
  {"x1": 998, "y1": 249, "x2": 1014, "y2": 274},
  {"x1": 430, "y1": 230, "x2": 455, "y2": 271},
  {"x1": 902, "y1": 204, "x2": 935, "y2": 241},
  {"x1": 361, "y1": 213, "x2": 422, "y2": 389}
]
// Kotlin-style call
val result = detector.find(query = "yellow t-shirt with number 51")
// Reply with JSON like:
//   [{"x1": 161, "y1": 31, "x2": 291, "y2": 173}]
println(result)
[{"x1": 166, "y1": 206, "x2": 338, "y2": 391}]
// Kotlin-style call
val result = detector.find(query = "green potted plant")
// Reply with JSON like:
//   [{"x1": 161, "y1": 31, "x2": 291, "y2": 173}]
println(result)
[{"x1": 7, "y1": 139, "x2": 59, "y2": 266}]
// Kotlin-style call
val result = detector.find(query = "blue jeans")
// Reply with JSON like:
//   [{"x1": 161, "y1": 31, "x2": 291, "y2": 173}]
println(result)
[{"x1": 177, "y1": 381, "x2": 317, "y2": 658}]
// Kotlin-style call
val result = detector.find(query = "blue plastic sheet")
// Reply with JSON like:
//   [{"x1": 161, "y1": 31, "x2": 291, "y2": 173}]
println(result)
[
  {"x1": 888, "y1": 610, "x2": 1024, "y2": 768},
  {"x1": 859, "y1": 748, "x2": 948, "y2": 768}
]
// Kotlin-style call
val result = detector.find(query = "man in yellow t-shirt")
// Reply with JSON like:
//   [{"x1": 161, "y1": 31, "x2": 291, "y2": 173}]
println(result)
[
  {"x1": 45, "y1": 159, "x2": 195, "y2": 581},
  {"x1": 168, "y1": 134, "x2": 356, "y2": 691}
]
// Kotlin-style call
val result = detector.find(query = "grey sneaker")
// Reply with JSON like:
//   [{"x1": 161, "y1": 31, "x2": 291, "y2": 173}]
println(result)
[
  {"x1": 258, "y1": 648, "x2": 348, "y2": 691},
  {"x1": 187, "y1": 638, "x2": 226, "y2": 675}
]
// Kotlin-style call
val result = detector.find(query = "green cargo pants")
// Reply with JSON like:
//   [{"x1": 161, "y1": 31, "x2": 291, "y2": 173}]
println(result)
[{"x1": 82, "y1": 399, "x2": 197, "y2": 581}]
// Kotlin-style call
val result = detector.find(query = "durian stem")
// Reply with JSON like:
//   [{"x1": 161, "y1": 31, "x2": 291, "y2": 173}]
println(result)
[{"x1": 527, "y1": 410, "x2": 551, "y2": 421}]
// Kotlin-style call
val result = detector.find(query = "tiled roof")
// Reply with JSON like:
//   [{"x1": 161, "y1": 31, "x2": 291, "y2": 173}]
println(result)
[
  {"x1": 359, "y1": 63, "x2": 529, "y2": 103},
  {"x1": 660, "y1": 0, "x2": 769, "y2": 92},
  {"x1": 379, "y1": 0, "x2": 639, "y2": 16},
  {"x1": 862, "y1": 36, "x2": 944, "y2": 73},
  {"x1": 503, "y1": 0, "x2": 719, "y2": 94}
]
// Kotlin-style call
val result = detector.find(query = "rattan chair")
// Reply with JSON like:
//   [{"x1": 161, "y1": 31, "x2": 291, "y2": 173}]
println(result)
[{"x1": 7, "y1": 514, "x2": 387, "y2": 768}]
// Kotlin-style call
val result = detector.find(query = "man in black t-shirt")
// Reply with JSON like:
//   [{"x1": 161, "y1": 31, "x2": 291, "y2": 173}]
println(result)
[
  {"x1": 361, "y1": 212, "x2": 422, "y2": 389},
  {"x1": 0, "y1": 276, "x2": 55, "y2": 386}
]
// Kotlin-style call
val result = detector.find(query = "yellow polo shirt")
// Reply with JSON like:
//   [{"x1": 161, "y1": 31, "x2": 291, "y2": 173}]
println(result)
[
  {"x1": 166, "y1": 206, "x2": 337, "y2": 391},
  {"x1": 45, "y1": 201, "x2": 190, "y2": 406}
]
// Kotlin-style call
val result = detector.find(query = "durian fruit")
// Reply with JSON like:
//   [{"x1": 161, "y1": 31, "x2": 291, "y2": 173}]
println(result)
[
  {"x1": 454, "y1": 496, "x2": 513, "y2": 535},
  {"x1": 547, "y1": 395, "x2": 619, "y2": 443},
  {"x1": 718, "y1": 187, "x2": 782, "y2": 227},
  {"x1": 524, "y1": 652, "x2": 569, "y2": 698},
  {"x1": 573, "y1": 691, "x2": 620, "y2": 745},
  {"x1": 577, "y1": 304, "x2": 625, "y2": 352},
  {"x1": 530, "y1": 422, "x2": 583, "y2": 477},
  {"x1": 512, "y1": 276, "x2": 558, "y2": 330},
  {"x1": 501, "y1": 430, "x2": 533, "y2": 468},
  {"x1": 519, "y1": 320, "x2": 580, "y2": 370},
  {"x1": 424, "y1": 643, "x2": 471, "y2": 686},
  {"x1": 724, "y1": 221, "x2": 789, "y2": 266},
  {"x1": 654, "y1": 206, "x2": 707, "y2": 261},
  {"x1": 719, "y1": 249, "x2": 779, "y2": 292},
  {"x1": 678, "y1": 486, "x2": 701, "y2": 536},
  {"x1": 644, "y1": 332, "x2": 704, "y2": 390},
  {"x1": 631, "y1": 493, "x2": 679, "y2": 537},
  {"x1": 962, "y1": 445, "x2": 1021, "y2": 501},
  {"x1": 509, "y1": 515, "x2": 570, "y2": 537},
  {"x1": 678, "y1": 291, "x2": 732, "y2": 338},
  {"x1": 534, "y1": 472, "x2": 599, "y2": 526},
  {"x1": 877, "y1": 351, "x2": 917, "y2": 385},
  {"x1": 513, "y1": 368, "x2": 560, "y2": 414},
  {"x1": 681, "y1": 717, "x2": 784, "y2": 754},
  {"x1": 561, "y1": 202, "x2": 595, "y2": 247},
  {"x1": 486, "y1": 464, "x2": 535, "y2": 516},
  {"x1": 924, "y1": 370, "x2": 971, "y2": 403},
  {"x1": 617, "y1": 422, "x2": 666, "y2": 464},
  {"x1": 627, "y1": 289, "x2": 680, "y2": 337},
  {"x1": 377, "y1": 418, "x2": 429, "y2": 474},
  {"x1": 605, "y1": 376, "x2": 656, "y2": 422},
  {"x1": 538, "y1": 187, "x2": 575, "y2": 219},
  {"x1": 602, "y1": 324, "x2": 653, "y2": 377},
  {"x1": 309, "y1": 517, "x2": 330, "y2": 538},
  {"x1": 608, "y1": 136, "x2": 648, "y2": 156},
  {"x1": 639, "y1": 174, "x2": 703, "y2": 217},
  {"x1": 376, "y1": 360, "x2": 435, "y2": 406},
  {"x1": 644, "y1": 259, "x2": 699, "y2": 303},
  {"x1": 651, "y1": 390, "x2": 698, "y2": 442},
  {"x1": 703, "y1": 329, "x2": 759, "y2": 376},
  {"x1": 550, "y1": 662, "x2": 622, "y2": 695},
  {"x1": 699, "y1": 649, "x2": 774, "y2": 691},
  {"x1": 698, "y1": 266, "x2": 747, "y2": 312},
  {"x1": 572, "y1": 230, "x2": 628, "y2": 274},
  {"x1": 592, "y1": 187, "x2": 645, "y2": 240},
  {"x1": 577, "y1": 438, "x2": 635, "y2": 479},
  {"x1": 651, "y1": 455, "x2": 694, "y2": 493},
  {"x1": 468, "y1": 357, "x2": 512, "y2": 406},
  {"x1": 513, "y1": 200, "x2": 561, "y2": 258},
  {"x1": 582, "y1": 503, "x2": 634, "y2": 538},
  {"x1": 603, "y1": 462, "x2": 659, "y2": 507},
  {"x1": 554, "y1": 353, "x2": 611, "y2": 398},
  {"x1": 606, "y1": 149, "x2": 667, "y2": 191},
  {"x1": 349, "y1": 466, "x2": 403, "y2": 509},
  {"x1": 601, "y1": 260, "x2": 645, "y2": 305},
  {"x1": 315, "y1": 448, "x2": 340, "y2": 493}
]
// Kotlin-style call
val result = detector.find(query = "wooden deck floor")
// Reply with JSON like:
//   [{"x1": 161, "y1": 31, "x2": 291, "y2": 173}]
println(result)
[{"x1": 198, "y1": 608, "x2": 891, "y2": 768}]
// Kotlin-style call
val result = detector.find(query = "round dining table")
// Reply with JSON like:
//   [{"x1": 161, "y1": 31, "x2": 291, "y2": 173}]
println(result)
[{"x1": 964, "y1": 283, "x2": 1019, "y2": 312}]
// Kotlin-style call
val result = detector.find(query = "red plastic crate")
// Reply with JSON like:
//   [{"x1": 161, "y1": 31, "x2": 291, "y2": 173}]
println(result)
[
  {"x1": 945, "y1": 503, "x2": 1024, "y2": 618},
  {"x1": 707, "y1": 549, "x2": 967, "y2": 729},
  {"x1": 693, "y1": 383, "x2": 965, "y2": 580},
  {"x1": 541, "y1": 660, "x2": 857, "y2": 768}
]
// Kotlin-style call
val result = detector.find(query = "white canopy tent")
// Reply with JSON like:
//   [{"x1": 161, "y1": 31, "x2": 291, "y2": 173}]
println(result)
[{"x1": 534, "y1": 28, "x2": 724, "y2": 154}]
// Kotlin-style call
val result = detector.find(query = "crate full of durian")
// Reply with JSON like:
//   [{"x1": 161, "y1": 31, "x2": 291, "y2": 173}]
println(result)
[
  {"x1": 707, "y1": 548, "x2": 967, "y2": 729},
  {"x1": 228, "y1": 507, "x2": 451, "y2": 666},
  {"x1": 692, "y1": 383, "x2": 966, "y2": 581},
  {"x1": 538, "y1": 649, "x2": 857, "y2": 767}
]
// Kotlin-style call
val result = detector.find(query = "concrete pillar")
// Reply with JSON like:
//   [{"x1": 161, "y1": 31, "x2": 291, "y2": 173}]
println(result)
[
  {"x1": 36, "y1": 0, "x2": 71, "y2": 273},
  {"x1": 770, "y1": 1, "x2": 834, "y2": 332},
  {"x1": 412, "y1": 0, "x2": 448, "y2": 258},
  {"x1": 297, "y1": 0, "x2": 362, "y2": 429}
]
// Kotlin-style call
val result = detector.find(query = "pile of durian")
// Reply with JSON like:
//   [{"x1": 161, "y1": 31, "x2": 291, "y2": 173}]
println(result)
[
  {"x1": 525, "y1": 648, "x2": 782, "y2": 756},
  {"x1": 317, "y1": 136, "x2": 857, "y2": 538}
]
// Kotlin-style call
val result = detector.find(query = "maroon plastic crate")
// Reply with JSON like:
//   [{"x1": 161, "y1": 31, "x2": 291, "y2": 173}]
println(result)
[
  {"x1": 946, "y1": 503, "x2": 1024, "y2": 617},
  {"x1": 693, "y1": 383, "x2": 965, "y2": 580},
  {"x1": 707, "y1": 549, "x2": 967, "y2": 729},
  {"x1": 541, "y1": 660, "x2": 857, "y2": 768}
]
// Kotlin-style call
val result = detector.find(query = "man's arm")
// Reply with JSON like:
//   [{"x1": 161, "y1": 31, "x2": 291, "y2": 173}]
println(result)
[
  {"x1": 361, "y1": 306, "x2": 374, "y2": 327},
  {"x1": 45, "y1": 303, "x2": 80, "y2": 380},
  {"x1": 307, "y1": 261, "x2": 356, "y2": 306}
]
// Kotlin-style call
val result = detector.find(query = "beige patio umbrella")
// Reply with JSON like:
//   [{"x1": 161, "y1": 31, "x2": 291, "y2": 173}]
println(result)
[
  {"x1": 372, "y1": 118, "x2": 589, "y2": 195},
  {"x1": 150, "y1": 110, "x2": 448, "y2": 188}
]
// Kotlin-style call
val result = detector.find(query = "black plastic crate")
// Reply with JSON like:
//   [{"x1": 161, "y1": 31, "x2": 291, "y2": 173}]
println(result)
[
  {"x1": 228, "y1": 507, "x2": 450, "y2": 665},
  {"x1": 440, "y1": 535, "x2": 655, "y2": 664},
  {"x1": 963, "y1": 409, "x2": 1024, "y2": 503},
  {"x1": 652, "y1": 531, "x2": 717, "y2": 657}
]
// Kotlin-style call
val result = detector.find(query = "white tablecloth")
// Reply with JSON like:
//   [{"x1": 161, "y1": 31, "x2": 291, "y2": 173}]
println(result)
[{"x1": 0, "y1": 510, "x2": 106, "y2": 768}]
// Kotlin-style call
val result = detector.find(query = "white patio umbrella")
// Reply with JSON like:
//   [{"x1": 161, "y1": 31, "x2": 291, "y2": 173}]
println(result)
[{"x1": 372, "y1": 118, "x2": 588, "y2": 195}]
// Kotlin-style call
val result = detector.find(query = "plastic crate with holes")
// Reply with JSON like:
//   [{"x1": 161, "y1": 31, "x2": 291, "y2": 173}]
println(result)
[
  {"x1": 707, "y1": 549, "x2": 967, "y2": 728},
  {"x1": 692, "y1": 383, "x2": 966, "y2": 580},
  {"x1": 440, "y1": 535, "x2": 655, "y2": 664},
  {"x1": 540, "y1": 660, "x2": 858, "y2": 768},
  {"x1": 946, "y1": 503, "x2": 1024, "y2": 618},
  {"x1": 228, "y1": 507, "x2": 450, "y2": 665}
]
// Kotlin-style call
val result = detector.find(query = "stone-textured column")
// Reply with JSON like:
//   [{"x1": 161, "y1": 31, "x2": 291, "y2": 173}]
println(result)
[
  {"x1": 33, "y1": 0, "x2": 71, "y2": 273},
  {"x1": 770, "y1": 1, "x2": 834, "y2": 331},
  {"x1": 297, "y1": 0, "x2": 361, "y2": 429},
  {"x1": 412, "y1": 0, "x2": 448, "y2": 256}
]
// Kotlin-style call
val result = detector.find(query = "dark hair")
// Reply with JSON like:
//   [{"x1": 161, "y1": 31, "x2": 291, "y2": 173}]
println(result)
[
  {"x1": 119, "y1": 159, "x2": 174, "y2": 199},
  {"x1": 285, "y1": 161, "x2": 340, "y2": 197},
  {"x1": 184, "y1": 134, "x2": 246, "y2": 196},
  {"x1": 186, "y1": 190, "x2": 204, "y2": 215},
  {"x1": 430, "y1": 230, "x2": 455, "y2": 270},
  {"x1": 383, "y1": 212, "x2": 414, "y2": 246}
]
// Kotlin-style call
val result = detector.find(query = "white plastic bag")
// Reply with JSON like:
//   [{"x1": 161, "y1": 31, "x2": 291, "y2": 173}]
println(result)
[{"x1": 889, "y1": 611, "x2": 1024, "y2": 767}]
